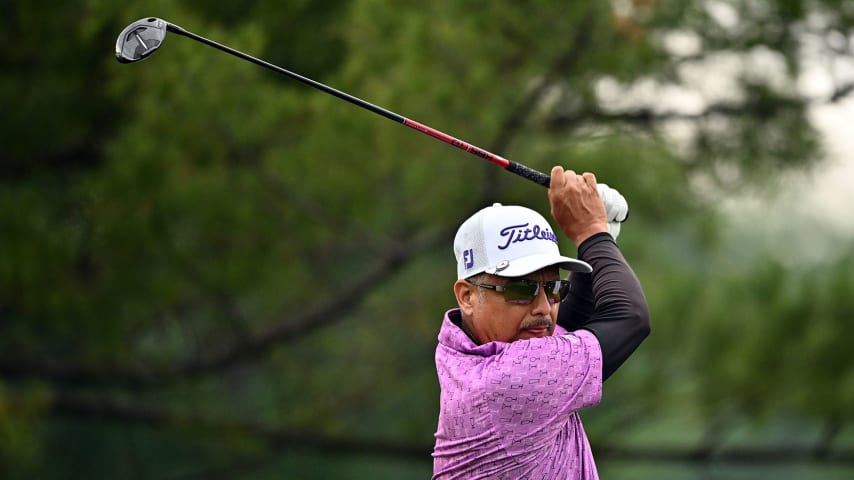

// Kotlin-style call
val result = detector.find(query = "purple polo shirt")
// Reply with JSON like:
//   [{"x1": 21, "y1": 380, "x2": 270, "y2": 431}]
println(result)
[{"x1": 432, "y1": 309, "x2": 603, "y2": 479}]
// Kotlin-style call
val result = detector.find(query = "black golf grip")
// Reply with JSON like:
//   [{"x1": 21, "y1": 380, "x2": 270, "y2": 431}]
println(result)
[
  {"x1": 505, "y1": 163, "x2": 630, "y2": 223},
  {"x1": 506, "y1": 161, "x2": 551, "y2": 188}
]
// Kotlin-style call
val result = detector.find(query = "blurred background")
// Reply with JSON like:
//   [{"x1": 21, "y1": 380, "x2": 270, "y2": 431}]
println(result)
[{"x1": 2, "y1": 0, "x2": 854, "y2": 478}]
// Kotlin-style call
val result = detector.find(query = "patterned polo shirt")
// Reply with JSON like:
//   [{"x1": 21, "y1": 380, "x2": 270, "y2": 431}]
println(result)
[{"x1": 432, "y1": 308, "x2": 603, "y2": 479}]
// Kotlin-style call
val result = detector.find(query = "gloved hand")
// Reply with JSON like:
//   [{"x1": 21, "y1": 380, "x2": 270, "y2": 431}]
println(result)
[{"x1": 597, "y1": 183, "x2": 628, "y2": 240}]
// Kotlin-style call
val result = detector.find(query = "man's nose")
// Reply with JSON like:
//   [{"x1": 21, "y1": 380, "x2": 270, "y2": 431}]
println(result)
[{"x1": 529, "y1": 283, "x2": 554, "y2": 313}]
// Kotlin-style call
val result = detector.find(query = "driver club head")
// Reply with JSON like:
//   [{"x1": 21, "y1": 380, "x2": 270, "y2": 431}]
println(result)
[{"x1": 115, "y1": 17, "x2": 168, "y2": 63}]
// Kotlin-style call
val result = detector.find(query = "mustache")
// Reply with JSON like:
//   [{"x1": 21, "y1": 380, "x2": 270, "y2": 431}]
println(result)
[{"x1": 520, "y1": 317, "x2": 553, "y2": 330}]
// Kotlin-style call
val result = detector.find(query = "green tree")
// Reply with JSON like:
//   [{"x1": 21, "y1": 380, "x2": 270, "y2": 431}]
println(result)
[{"x1": 2, "y1": 1, "x2": 853, "y2": 478}]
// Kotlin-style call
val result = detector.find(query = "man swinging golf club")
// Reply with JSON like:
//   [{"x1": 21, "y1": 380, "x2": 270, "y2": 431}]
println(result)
[
  {"x1": 113, "y1": 18, "x2": 647, "y2": 477},
  {"x1": 432, "y1": 167, "x2": 650, "y2": 479}
]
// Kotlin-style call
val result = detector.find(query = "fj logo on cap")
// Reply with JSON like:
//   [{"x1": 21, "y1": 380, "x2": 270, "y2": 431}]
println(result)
[{"x1": 463, "y1": 249, "x2": 474, "y2": 269}]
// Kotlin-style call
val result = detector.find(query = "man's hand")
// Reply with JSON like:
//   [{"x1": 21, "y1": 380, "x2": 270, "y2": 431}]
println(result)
[
  {"x1": 597, "y1": 183, "x2": 628, "y2": 240},
  {"x1": 548, "y1": 166, "x2": 608, "y2": 246}
]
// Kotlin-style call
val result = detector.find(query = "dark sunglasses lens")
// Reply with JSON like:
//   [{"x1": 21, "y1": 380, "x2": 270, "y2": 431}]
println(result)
[
  {"x1": 503, "y1": 281, "x2": 539, "y2": 304},
  {"x1": 545, "y1": 281, "x2": 568, "y2": 303},
  {"x1": 557, "y1": 281, "x2": 570, "y2": 301}
]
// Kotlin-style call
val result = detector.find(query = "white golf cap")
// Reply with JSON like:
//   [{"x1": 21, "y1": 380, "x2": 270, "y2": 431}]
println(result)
[{"x1": 453, "y1": 203, "x2": 592, "y2": 279}]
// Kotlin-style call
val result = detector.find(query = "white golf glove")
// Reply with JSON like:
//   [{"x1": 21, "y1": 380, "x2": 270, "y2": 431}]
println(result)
[{"x1": 597, "y1": 183, "x2": 629, "y2": 240}]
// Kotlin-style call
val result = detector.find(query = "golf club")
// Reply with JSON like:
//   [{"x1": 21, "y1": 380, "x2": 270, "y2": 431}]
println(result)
[{"x1": 116, "y1": 17, "x2": 556, "y2": 187}]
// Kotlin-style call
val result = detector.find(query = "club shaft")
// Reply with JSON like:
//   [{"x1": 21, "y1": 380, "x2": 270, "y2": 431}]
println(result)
[{"x1": 166, "y1": 23, "x2": 551, "y2": 188}]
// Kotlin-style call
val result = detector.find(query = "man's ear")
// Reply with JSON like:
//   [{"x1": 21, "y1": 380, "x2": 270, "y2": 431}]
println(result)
[{"x1": 453, "y1": 279, "x2": 477, "y2": 317}]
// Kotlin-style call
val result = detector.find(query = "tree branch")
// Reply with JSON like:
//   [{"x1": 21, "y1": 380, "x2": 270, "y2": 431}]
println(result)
[
  {"x1": 38, "y1": 390, "x2": 854, "y2": 466},
  {"x1": 482, "y1": 6, "x2": 598, "y2": 198},
  {"x1": 180, "y1": 229, "x2": 448, "y2": 376},
  {"x1": 0, "y1": 143, "x2": 104, "y2": 181},
  {"x1": 45, "y1": 391, "x2": 430, "y2": 461},
  {"x1": 546, "y1": 96, "x2": 807, "y2": 132},
  {"x1": 0, "y1": 229, "x2": 451, "y2": 389},
  {"x1": 827, "y1": 82, "x2": 854, "y2": 103},
  {"x1": 545, "y1": 80, "x2": 854, "y2": 133}
]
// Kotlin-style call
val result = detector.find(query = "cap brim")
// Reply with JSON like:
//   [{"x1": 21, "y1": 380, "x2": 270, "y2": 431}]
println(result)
[{"x1": 484, "y1": 253, "x2": 592, "y2": 277}]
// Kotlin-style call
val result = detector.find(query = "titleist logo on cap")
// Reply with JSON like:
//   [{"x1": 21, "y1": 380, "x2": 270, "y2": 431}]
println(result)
[
  {"x1": 497, "y1": 223, "x2": 558, "y2": 250},
  {"x1": 453, "y1": 203, "x2": 591, "y2": 279}
]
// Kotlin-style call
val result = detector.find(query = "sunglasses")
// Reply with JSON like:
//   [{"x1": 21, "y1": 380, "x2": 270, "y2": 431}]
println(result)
[{"x1": 467, "y1": 278, "x2": 569, "y2": 305}]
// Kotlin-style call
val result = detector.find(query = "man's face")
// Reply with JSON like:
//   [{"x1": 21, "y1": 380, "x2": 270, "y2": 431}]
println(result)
[{"x1": 454, "y1": 266, "x2": 562, "y2": 344}]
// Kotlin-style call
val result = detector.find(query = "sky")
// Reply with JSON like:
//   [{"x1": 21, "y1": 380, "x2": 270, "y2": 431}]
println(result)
[
  {"x1": 652, "y1": 7, "x2": 854, "y2": 266},
  {"x1": 722, "y1": 97, "x2": 854, "y2": 267},
  {"x1": 805, "y1": 99, "x2": 854, "y2": 235}
]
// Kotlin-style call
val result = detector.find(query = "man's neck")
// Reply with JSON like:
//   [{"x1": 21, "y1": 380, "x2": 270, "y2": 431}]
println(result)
[{"x1": 451, "y1": 310, "x2": 480, "y2": 344}]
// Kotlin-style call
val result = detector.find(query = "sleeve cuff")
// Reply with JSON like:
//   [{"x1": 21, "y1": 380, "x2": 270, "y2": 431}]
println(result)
[{"x1": 577, "y1": 232, "x2": 616, "y2": 259}]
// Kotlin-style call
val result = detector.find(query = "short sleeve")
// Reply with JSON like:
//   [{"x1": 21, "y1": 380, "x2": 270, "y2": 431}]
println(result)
[{"x1": 483, "y1": 330, "x2": 603, "y2": 448}]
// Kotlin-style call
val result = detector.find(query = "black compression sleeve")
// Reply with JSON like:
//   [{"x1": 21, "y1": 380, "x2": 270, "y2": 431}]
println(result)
[{"x1": 557, "y1": 232, "x2": 650, "y2": 380}]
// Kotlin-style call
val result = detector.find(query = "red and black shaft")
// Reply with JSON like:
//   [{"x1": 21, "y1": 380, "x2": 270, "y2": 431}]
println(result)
[{"x1": 163, "y1": 22, "x2": 552, "y2": 188}]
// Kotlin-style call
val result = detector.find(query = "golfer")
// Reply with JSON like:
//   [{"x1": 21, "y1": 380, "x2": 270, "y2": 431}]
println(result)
[{"x1": 432, "y1": 166, "x2": 650, "y2": 479}]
